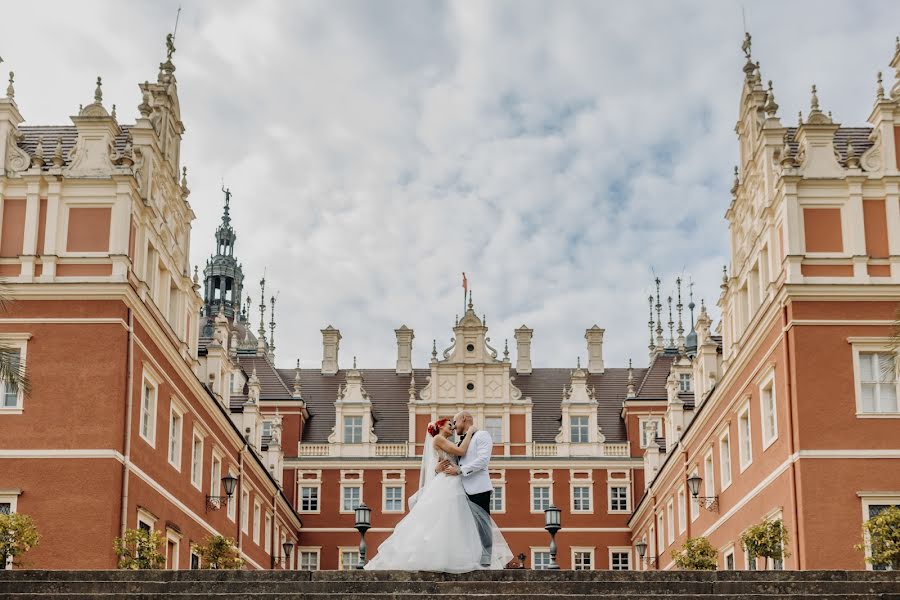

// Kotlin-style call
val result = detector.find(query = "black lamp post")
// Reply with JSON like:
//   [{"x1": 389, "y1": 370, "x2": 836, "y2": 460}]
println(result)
[
  {"x1": 543, "y1": 505, "x2": 561, "y2": 570},
  {"x1": 686, "y1": 474, "x2": 719, "y2": 512},
  {"x1": 280, "y1": 541, "x2": 294, "y2": 569},
  {"x1": 635, "y1": 539, "x2": 654, "y2": 569},
  {"x1": 354, "y1": 503, "x2": 371, "y2": 569},
  {"x1": 206, "y1": 474, "x2": 239, "y2": 511}
]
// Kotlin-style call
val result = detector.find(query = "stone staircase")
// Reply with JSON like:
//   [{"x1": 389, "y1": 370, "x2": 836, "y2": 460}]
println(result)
[{"x1": 0, "y1": 569, "x2": 898, "y2": 599}]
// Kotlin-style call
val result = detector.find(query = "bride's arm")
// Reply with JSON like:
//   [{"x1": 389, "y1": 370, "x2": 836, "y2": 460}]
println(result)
[{"x1": 433, "y1": 428, "x2": 478, "y2": 457}]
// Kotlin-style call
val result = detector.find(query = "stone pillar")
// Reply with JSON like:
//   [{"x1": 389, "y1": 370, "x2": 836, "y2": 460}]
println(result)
[
  {"x1": 585, "y1": 325, "x2": 605, "y2": 374},
  {"x1": 321, "y1": 326, "x2": 341, "y2": 376},
  {"x1": 514, "y1": 326, "x2": 533, "y2": 374},
  {"x1": 394, "y1": 325, "x2": 414, "y2": 375}
]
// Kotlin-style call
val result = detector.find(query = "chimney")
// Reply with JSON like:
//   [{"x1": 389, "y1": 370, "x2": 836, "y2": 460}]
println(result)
[
  {"x1": 394, "y1": 325, "x2": 414, "y2": 374},
  {"x1": 585, "y1": 325, "x2": 605, "y2": 374},
  {"x1": 321, "y1": 326, "x2": 341, "y2": 375},
  {"x1": 514, "y1": 326, "x2": 533, "y2": 374}
]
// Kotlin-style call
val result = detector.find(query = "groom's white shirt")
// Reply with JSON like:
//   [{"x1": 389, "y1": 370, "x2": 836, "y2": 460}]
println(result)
[{"x1": 458, "y1": 429, "x2": 493, "y2": 495}]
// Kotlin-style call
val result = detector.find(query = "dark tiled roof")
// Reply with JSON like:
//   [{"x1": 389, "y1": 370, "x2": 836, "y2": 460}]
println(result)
[
  {"x1": 785, "y1": 126, "x2": 874, "y2": 163},
  {"x1": 17, "y1": 125, "x2": 132, "y2": 170},
  {"x1": 634, "y1": 354, "x2": 675, "y2": 398},
  {"x1": 237, "y1": 354, "x2": 292, "y2": 399}
]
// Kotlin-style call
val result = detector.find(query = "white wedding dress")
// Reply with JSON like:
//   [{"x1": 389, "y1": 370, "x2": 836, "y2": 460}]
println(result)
[{"x1": 364, "y1": 435, "x2": 513, "y2": 572}]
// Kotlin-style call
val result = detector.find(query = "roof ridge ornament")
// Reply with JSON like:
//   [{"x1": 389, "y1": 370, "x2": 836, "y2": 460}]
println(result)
[
  {"x1": 804, "y1": 84, "x2": 833, "y2": 125},
  {"x1": 877, "y1": 71, "x2": 885, "y2": 101},
  {"x1": 741, "y1": 32, "x2": 756, "y2": 80},
  {"x1": 764, "y1": 80, "x2": 779, "y2": 117},
  {"x1": 52, "y1": 137, "x2": 64, "y2": 168},
  {"x1": 6, "y1": 71, "x2": 14, "y2": 99}
]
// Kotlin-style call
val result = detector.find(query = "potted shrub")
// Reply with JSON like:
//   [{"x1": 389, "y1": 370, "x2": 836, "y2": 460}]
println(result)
[
  {"x1": 0, "y1": 512, "x2": 40, "y2": 568},
  {"x1": 856, "y1": 505, "x2": 900, "y2": 570},
  {"x1": 196, "y1": 535, "x2": 243, "y2": 570},
  {"x1": 740, "y1": 517, "x2": 789, "y2": 569},
  {"x1": 114, "y1": 528, "x2": 166, "y2": 569},
  {"x1": 671, "y1": 536, "x2": 718, "y2": 570}
]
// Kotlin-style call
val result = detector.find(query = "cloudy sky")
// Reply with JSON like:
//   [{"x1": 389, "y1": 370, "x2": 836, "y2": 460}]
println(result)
[{"x1": 3, "y1": 1, "x2": 898, "y2": 369}]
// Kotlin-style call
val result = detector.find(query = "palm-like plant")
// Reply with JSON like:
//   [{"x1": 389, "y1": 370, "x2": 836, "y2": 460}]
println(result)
[{"x1": 0, "y1": 284, "x2": 28, "y2": 398}]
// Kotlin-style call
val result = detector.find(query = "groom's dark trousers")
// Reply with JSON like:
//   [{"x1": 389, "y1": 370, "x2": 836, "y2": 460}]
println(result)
[{"x1": 466, "y1": 490, "x2": 493, "y2": 564}]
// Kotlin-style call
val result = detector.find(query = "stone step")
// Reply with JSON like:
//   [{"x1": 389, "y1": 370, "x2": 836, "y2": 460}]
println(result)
[
  {"x1": 2, "y1": 594, "x2": 895, "y2": 600},
  {"x1": 2, "y1": 579, "x2": 898, "y2": 595}
]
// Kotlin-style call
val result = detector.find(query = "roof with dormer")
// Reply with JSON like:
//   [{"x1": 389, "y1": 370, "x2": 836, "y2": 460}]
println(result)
[{"x1": 16, "y1": 125, "x2": 133, "y2": 171}]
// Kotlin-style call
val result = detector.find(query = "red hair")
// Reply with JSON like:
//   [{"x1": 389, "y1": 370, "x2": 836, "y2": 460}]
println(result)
[{"x1": 427, "y1": 418, "x2": 450, "y2": 437}]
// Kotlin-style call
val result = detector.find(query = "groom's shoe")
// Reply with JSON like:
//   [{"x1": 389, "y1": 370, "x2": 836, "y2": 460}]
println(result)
[{"x1": 480, "y1": 554, "x2": 491, "y2": 567}]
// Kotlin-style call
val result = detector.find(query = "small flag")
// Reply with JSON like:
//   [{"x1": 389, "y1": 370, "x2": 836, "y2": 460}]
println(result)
[{"x1": 462, "y1": 272, "x2": 468, "y2": 292}]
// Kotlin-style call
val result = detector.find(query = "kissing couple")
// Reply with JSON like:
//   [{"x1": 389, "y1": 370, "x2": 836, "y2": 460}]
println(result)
[{"x1": 365, "y1": 410, "x2": 513, "y2": 572}]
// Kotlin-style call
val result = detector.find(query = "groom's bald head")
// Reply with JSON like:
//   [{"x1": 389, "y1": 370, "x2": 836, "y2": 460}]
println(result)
[{"x1": 453, "y1": 410, "x2": 473, "y2": 435}]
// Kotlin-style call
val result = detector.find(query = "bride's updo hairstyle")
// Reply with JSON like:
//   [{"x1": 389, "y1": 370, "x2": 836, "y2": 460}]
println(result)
[{"x1": 426, "y1": 418, "x2": 450, "y2": 437}]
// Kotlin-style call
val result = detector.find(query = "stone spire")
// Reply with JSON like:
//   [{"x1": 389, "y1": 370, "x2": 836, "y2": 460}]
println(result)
[
  {"x1": 626, "y1": 359, "x2": 636, "y2": 399},
  {"x1": 654, "y1": 278, "x2": 664, "y2": 350},
  {"x1": 78, "y1": 76, "x2": 110, "y2": 118},
  {"x1": 202, "y1": 187, "x2": 244, "y2": 319},
  {"x1": 764, "y1": 80, "x2": 779, "y2": 117},
  {"x1": 292, "y1": 359, "x2": 302, "y2": 398},
  {"x1": 257, "y1": 276, "x2": 267, "y2": 351},
  {"x1": 648, "y1": 295, "x2": 656, "y2": 357},
  {"x1": 675, "y1": 277, "x2": 685, "y2": 352},
  {"x1": 268, "y1": 294, "x2": 277, "y2": 361},
  {"x1": 667, "y1": 296, "x2": 674, "y2": 348}
]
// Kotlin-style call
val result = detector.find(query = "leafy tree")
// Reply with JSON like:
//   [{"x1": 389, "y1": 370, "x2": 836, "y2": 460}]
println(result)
[
  {"x1": 0, "y1": 512, "x2": 40, "y2": 567},
  {"x1": 196, "y1": 535, "x2": 243, "y2": 570},
  {"x1": 856, "y1": 505, "x2": 900, "y2": 570},
  {"x1": 114, "y1": 528, "x2": 166, "y2": 570},
  {"x1": 740, "y1": 518, "x2": 790, "y2": 568},
  {"x1": 0, "y1": 285, "x2": 29, "y2": 399},
  {"x1": 671, "y1": 536, "x2": 718, "y2": 570}
]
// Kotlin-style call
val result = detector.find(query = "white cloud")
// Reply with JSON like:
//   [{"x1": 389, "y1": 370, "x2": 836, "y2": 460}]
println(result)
[{"x1": 4, "y1": 0, "x2": 899, "y2": 369}]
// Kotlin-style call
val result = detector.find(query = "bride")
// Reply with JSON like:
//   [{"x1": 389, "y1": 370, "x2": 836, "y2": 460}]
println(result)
[{"x1": 364, "y1": 418, "x2": 513, "y2": 572}]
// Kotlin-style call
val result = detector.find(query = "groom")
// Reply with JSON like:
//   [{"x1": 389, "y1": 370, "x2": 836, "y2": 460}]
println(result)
[{"x1": 437, "y1": 410, "x2": 493, "y2": 567}]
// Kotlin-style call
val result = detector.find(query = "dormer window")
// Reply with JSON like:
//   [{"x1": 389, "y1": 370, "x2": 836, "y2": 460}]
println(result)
[
  {"x1": 570, "y1": 416, "x2": 589, "y2": 443},
  {"x1": 343, "y1": 416, "x2": 363, "y2": 444},
  {"x1": 679, "y1": 373, "x2": 693, "y2": 393}
]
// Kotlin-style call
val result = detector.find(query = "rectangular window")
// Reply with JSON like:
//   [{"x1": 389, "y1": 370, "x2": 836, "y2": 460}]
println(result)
[
  {"x1": 657, "y1": 513, "x2": 665, "y2": 550},
  {"x1": 858, "y1": 351, "x2": 899, "y2": 414},
  {"x1": 265, "y1": 513, "x2": 272, "y2": 554},
  {"x1": 738, "y1": 404, "x2": 753, "y2": 470},
  {"x1": 210, "y1": 455, "x2": 221, "y2": 501},
  {"x1": 609, "y1": 485, "x2": 629, "y2": 512},
  {"x1": 342, "y1": 486, "x2": 361, "y2": 512},
  {"x1": 610, "y1": 551, "x2": 630, "y2": 570},
  {"x1": 190, "y1": 433, "x2": 203, "y2": 489},
  {"x1": 666, "y1": 499, "x2": 675, "y2": 545},
  {"x1": 760, "y1": 374, "x2": 778, "y2": 448},
  {"x1": 484, "y1": 416, "x2": 503, "y2": 441},
  {"x1": 340, "y1": 550, "x2": 360, "y2": 570},
  {"x1": 343, "y1": 416, "x2": 363, "y2": 444},
  {"x1": 677, "y1": 488, "x2": 687, "y2": 534},
  {"x1": 491, "y1": 486, "x2": 505, "y2": 512},
  {"x1": 704, "y1": 450, "x2": 715, "y2": 499},
  {"x1": 570, "y1": 416, "x2": 589, "y2": 443},
  {"x1": 300, "y1": 486, "x2": 319, "y2": 512},
  {"x1": 679, "y1": 373, "x2": 693, "y2": 393},
  {"x1": 384, "y1": 486, "x2": 403, "y2": 513},
  {"x1": 532, "y1": 551, "x2": 552, "y2": 570},
  {"x1": 864, "y1": 502, "x2": 900, "y2": 570},
  {"x1": 0, "y1": 348, "x2": 23, "y2": 410},
  {"x1": 168, "y1": 406, "x2": 183, "y2": 470},
  {"x1": 190, "y1": 547, "x2": 200, "y2": 570},
  {"x1": 140, "y1": 378, "x2": 157, "y2": 445},
  {"x1": 724, "y1": 547, "x2": 735, "y2": 570},
  {"x1": 240, "y1": 490, "x2": 250, "y2": 533},
  {"x1": 719, "y1": 430, "x2": 733, "y2": 489},
  {"x1": 531, "y1": 486, "x2": 551, "y2": 512},
  {"x1": 639, "y1": 417, "x2": 663, "y2": 448},
  {"x1": 572, "y1": 486, "x2": 592, "y2": 512},
  {"x1": 299, "y1": 550, "x2": 319, "y2": 571},
  {"x1": 253, "y1": 502, "x2": 261, "y2": 545},
  {"x1": 573, "y1": 550, "x2": 592, "y2": 570}
]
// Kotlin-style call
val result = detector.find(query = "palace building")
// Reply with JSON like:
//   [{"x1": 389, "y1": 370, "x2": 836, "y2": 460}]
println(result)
[{"x1": 1, "y1": 34, "x2": 900, "y2": 572}]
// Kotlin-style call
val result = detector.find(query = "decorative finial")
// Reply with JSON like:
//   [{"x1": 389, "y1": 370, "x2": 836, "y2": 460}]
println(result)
[
  {"x1": 94, "y1": 76, "x2": 103, "y2": 104},
  {"x1": 503, "y1": 339, "x2": 509, "y2": 360},
  {"x1": 52, "y1": 137, "x2": 63, "y2": 168},
  {"x1": 780, "y1": 131, "x2": 796, "y2": 168},
  {"x1": 192, "y1": 265, "x2": 199, "y2": 285},
  {"x1": 269, "y1": 294, "x2": 277, "y2": 354},
  {"x1": 676, "y1": 277, "x2": 684, "y2": 348},
  {"x1": 181, "y1": 166, "x2": 189, "y2": 190},
  {"x1": 6, "y1": 71, "x2": 14, "y2": 99},
  {"x1": 667, "y1": 296, "x2": 674, "y2": 347},
  {"x1": 353, "y1": 355, "x2": 357, "y2": 369},
  {"x1": 455, "y1": 314, "x2": 459, "y2": 327},
  {"x1": 810, "y1": 84, "x2": 819, "y2": 112},
  {"x1": 138, "y1": 81, "x2": 152, "y2": 117},
  {"x1": 877, "y1": 71, "x2": 885, "y2": 101},
  {"x1": 576, "y1": 356, "x2": 581, "y2": 369},
  {"x1": 846, "y1": 141, "x2": 860, "y2": 169},
  {"x1": 31, "y1": 137, "x2": 45, "y2": 168},
  {"x1": 258, "y1": 277, "x2": 267, "y2": 342},
  {"x1": 654, "y1": 278, "x2": 664, "y2": 348},
  {"x1": 688, "y1": 278, "x2": 696, "y2": 329},
  {"x1": 731, "y1": 165, "x2": 740, "y2": 195},
  {"x1": 111, "y1": 104, "x2": 117, "y2": 120},
  {"x1": 721, "y1": 265, "x2": 729, "y2": 290},
  {"x1": 798, "y1": 111, "x2": 803, "y2": 126},
  {"x1": 648, "y1": 294, "x2": 655, "y2": 354},
  {"x1": 468, "y1": 290, "x2": 473, "y2": 310},
  {"x1": 764, "y1": 80, "x2": 779, "y2": 117},
  {"x1": 431, "y1": 339, "x2": 437, "y2": 360},
  {"x1": 626, "y1": 358, "x2": 636, "y2": 398},
  {"x1": 482, "y1": 314, "x2": 486, "y2": 326},
  {"x1": 293, "y1": 359, "x2": 302, "y2": 396},
  {"x1": 741, "y1": 32, "x2": 756, "y2": 80}
]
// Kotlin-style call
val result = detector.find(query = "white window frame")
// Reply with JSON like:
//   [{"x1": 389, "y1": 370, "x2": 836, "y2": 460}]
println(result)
[
  {"x1": 265, "y1": 513, "x2": 272, "y2": 554},
  {"x1": 0, "y1": 335, "x2": 28, "y2": 414},
  {"x1": 570, "y1": 415, "x2": 590, "y2": 443},
  {"x1": 759, "y1": 369, "x2": 778, "y2": 449},
  {"x1": 719, "y1": 428, "x2": 733, "y2": 490},
  {"x1": 343, "y1": 415, "x2": 363, "y2": 444},
  {"x1": 666, "y1": 498, "x2": 675, "y2": 546},
  {"x1": 252, "y1": 500, "x2": 262, "y2": 545},
  {"x1": 608, "y1": 547, "x2": 632, "y2": 571},
  {"x1": 382, "y1": 485, "x2": 405, "y2": 514},
  {"x1": 530, "y1": 484, "x2": 552, "y2": 513},
  {"x1": 571, "y1": 484, "x2": 592, "y2": 513},
  {"x1": 530, "y1": 547, "x2": 552, "y2": 570},
  {"x1": 136, "y1": 507, "x2": 157, "y2": 532},
  {"x1": 737, "y1": 400, "x2": 753, "y2": 472},
  {"x1": 189, "y1": 545, "x2": 201, "y2": 569},
  {"x1": 491, "y1": 484, "x2": 506, "y2": 513},
  {"x1": 703, "y1": 448, "x2": 716, "y2": 499},
  {"x1": 484, "y1": 416, "x2": 504, "y2": 442},
  {"x1": 297, "y1": 547, "x2": 320, "y2": 571},
  {"x1": 209, "y1": 451, "x2": 222, "y2": 503},
  {"x1": 338, "y1": 547, "x2": 361, "y2": 570},
  {"x1": 722, "y1": 543, "x2": 736, "y2": 570},
  {"x1": 165, "y1": 528, "x2": 181, "y2": 570},
  {"x1": 167, "y1": 401, "x2": 185, "y2": 471},
  {"x1": 1, "y1": 487, "x2": 21, "y2": 566},
  {"x1": 299, "y1": 484, "x2": 321, "y2": 514},
  {"x1": 226, "y1": 470, "x2": 237, "y2": 521},
  {"x1": 190, "y1": 429, "x2": 204, "y2": 490},
  {"x1": 859, "y1": 493, "x2": 900, "y2": 570},
  {"x1": 638, "y1": 416, "x2": 663, "y2": 448},
  {"x1": 608, "y1": 484, "x2": 630, "y2": 513},
  {"x1": 677, "y1": 487, "x2": 687, "y2": 534},
  {"x1": 657, "y1": 512, "x2": 666, "y2": 550},
  {"x1": 850, "y1": 340, "x2": 900, "y2": 417},
  {"x1": 678, "y1": 373, "x2": 693, "y2": 393},
  {"x1": 571, "y1": 547, "x2": 594, "y2": 570},
  {"x1": 240, "y1": 489, "x2": 250, "y2": 534},
  {"x1": 139, "y1": 370, "x2": 160, "y2": 447},
  {"x1": 341, "y1": 485, "x2": 362, "y2": 514}
]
